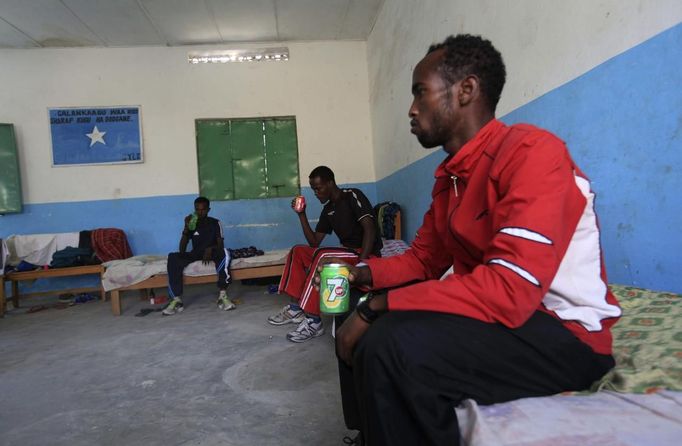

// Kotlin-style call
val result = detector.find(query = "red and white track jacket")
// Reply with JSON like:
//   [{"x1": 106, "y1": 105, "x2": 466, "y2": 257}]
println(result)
[{"x1": 365, "y1": 119, "x2": 621, "y2": 354}]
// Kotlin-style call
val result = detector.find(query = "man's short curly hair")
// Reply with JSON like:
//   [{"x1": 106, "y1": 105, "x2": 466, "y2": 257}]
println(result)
[
  {"x1": 428, "y1": 34, "x2": 506, "y2": 112},
  {"x1": 194, "y1": 196, "x2": 210, "y2": 207},
  {"x1": 309, "y1": 165, "x2": 335, "y2": 183}
]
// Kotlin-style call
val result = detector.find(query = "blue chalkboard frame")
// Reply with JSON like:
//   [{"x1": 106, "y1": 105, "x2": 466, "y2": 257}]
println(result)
[{"x1": 48, "y1": 106, "x2": 143, "y2": 166}]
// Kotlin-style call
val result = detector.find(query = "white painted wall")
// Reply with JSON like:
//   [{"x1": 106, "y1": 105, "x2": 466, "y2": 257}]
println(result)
[
  {"x1": 367, "y1": 0, "x2": 682, "y2": 179},
  {"x1": 0, "y1": 41, "x2": 375, "y2": 204}
]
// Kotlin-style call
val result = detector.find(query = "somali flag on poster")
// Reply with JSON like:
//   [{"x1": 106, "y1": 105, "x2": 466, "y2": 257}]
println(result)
[{"x1": 49, "y1": 106, "x2": 143, "y2": 166}]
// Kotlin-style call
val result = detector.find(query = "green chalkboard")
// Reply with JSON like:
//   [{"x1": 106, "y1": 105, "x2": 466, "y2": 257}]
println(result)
[{"x1": 0, "y1": 123, "x2": 22, "y2": 214}]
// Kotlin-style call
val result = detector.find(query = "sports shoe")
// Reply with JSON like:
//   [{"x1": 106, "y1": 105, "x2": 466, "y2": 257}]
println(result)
[
  {"x1": 268, "y1": 305, "x2": 305, "y2": 325},
  {"x1": 162, "y1": 297, "x2": 184, "y2": 316},
  {"x1": 342, "y1": 432, "x2": 365, "y2": 445},
  {"x1": 286, "y1": 317, "x2": 324, "y2": 343},
  {"x1": 217, "y1": 292, "x2": 236, "y2": 311}
]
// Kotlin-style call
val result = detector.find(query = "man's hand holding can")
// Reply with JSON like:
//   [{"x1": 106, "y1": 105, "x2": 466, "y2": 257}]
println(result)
[
  {"x1": 314, "y1": 258, "x2": 373, "y2": 290},
  {"x1": 292, "y1": 195, "x2": 306, "y2": 213}
]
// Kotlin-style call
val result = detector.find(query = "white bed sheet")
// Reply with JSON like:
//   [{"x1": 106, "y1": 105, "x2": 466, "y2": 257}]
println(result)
[
  {"x1": 6, "y1": 232, "x2": 80, "y2": 266},
  {"x1": 456, "y1": 390, "x2": 682, "y2": 445},
  {"x1": 381, "y1": 238, "x2": 409, "y2": 257},
  {"x1": 102, "y1": 250, "x2": 290, "y2": 292}
]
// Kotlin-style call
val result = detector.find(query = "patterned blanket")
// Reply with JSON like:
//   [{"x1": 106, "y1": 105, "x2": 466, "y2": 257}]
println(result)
[{"x1": 596, "y1": 284, "x2": 681, "y2": 393}]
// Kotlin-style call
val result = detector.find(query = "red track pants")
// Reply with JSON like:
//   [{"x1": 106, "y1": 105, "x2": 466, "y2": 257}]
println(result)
[{"x1": 278, "y1": 245, "x2": 363, "y2": 316}]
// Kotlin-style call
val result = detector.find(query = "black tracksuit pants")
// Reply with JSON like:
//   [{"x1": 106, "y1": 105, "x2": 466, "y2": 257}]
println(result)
[
  {"x1": 336, "y1": 298, "x2": 614, "y2": 446},
  {"x1": 167, "y1": 249, "x2": 231, "y2": 298}
]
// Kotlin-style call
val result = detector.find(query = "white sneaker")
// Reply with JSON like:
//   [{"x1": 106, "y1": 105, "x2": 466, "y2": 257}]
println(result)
[
  {"x1": 286, "y1": 317, "x2": 324, "y2": 343},
  {"x1": 162, "y1": 297, "x2": 184, "y2": 316},
  {"x1": 217, "y1": 294, "x2": 236, "y2": 311},
  {"x1": 268, "y1": 305, "x2": 305, "y2": 325},
  {"x1": 218, "y1": 296, "x2": 237, "y2": 311}
]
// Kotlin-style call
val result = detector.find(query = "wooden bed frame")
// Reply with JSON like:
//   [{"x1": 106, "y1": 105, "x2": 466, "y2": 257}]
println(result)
[
  {"x1": 107, "y1": 263, "x2": 284, "y2": 316},
  {"x1": 0, "y1": 264, "x2": 105, "y2": 317}
]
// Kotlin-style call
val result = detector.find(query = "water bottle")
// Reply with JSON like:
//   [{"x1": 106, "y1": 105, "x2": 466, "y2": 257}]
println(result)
[{"x1": 188, "y1": 213, "x2": 198, "y2": 231}]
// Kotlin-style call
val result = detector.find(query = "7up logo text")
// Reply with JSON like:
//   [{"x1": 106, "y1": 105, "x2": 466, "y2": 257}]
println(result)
[
  {"x1": 325, "y1": 276, "x2": 348, "y2": 304},
  {"x1": 319, "y1": 264, "x2": 350, "y2": 314}
]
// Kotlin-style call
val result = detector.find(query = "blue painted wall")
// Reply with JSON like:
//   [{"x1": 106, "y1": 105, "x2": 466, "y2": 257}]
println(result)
[
  {"x1": 376, "y1": 24, "x2": 682, "y2": 293},
  {"x1": 1, "y1": 182, "x2": 377, "y2": 293}
]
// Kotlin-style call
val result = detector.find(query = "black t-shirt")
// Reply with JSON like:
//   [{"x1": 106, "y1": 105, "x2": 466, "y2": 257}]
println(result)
[
  {"x1": 315, "y1": 188, "x2": 383, "y2": 256},
  {"x1": 189, "y1": 216, "x2": 223, "y2": 254}
]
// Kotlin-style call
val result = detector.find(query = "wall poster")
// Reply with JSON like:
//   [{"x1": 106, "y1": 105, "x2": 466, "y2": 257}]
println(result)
[{"x1": 49, "y1": 106, "x2": 143, "y2": 166}]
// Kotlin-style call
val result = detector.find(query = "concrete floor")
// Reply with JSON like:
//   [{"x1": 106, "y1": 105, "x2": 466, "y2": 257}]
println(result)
[{"x1": 0, "y1": 282, "x2": 352, "y2": 446}]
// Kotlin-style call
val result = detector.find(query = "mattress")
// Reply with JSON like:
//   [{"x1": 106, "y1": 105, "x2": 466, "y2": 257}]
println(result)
[
  {"x1": 457, "y1": 390, "x2": 682, "y2": 445},
  {"x1": 455, "y1": 284, "x2": 682, "y2": 445},
  {"x1": 102, "y1": 250, "x2": 290, "y2": 292}
]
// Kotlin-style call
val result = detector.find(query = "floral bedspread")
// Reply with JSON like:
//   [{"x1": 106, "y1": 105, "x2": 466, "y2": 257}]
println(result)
[{"x1": 598, "y1": 284, "x2": 681, "y2": 393}]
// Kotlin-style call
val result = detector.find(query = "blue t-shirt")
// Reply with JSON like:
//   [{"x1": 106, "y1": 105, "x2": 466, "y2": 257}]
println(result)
[{"x1": 189, "y1": 216, "x2": 223, "y2": 254}]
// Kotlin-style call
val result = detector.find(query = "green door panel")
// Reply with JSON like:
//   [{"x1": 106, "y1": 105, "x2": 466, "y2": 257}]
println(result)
[
  {"x1": 264, "y1": 119, "x2": 300, "y2": 197},
  {"x1": 0, "y1": 123, "x2": 23, "y2": 214},
  {"x1": 230, "y1": 120, "x2": 267, "y2": 199},
  {"x1": 196, "y1": 120, "x2": 234, "y2": 200}
]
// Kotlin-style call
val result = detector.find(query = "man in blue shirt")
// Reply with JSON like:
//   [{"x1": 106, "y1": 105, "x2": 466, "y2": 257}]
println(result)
[{"x1": 163, "y1": 196, "x2": 233, "y2": 315}]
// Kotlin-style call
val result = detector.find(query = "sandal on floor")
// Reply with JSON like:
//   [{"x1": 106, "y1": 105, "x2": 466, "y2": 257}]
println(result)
[
  {"x1": 27, "y1": 305, "x2": 48, "y2": 314},
  {"x1": 135, "y1": 308, "x2": 161, "y2": 317}
]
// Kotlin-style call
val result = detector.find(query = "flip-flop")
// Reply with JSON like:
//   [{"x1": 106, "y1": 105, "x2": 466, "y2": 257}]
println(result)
[
  {"x1": 27, "y1": 305, "x2": 48, "y2": 314},
  {"x1": 58, "y1": 293, "x2": 75, "y2": 302},
  {"x1": 134, "y1": 308, "x2": 162, "y2": 317}
]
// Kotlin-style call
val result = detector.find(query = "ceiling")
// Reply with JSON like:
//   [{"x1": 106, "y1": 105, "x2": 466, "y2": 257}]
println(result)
[{"x1": 0, "y1": 0, "x2": 385, "y2": 49}]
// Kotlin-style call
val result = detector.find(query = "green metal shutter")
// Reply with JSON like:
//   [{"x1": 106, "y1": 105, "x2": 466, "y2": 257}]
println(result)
[
  {"x1": 264, "y1": 118, "x2": 300, "y2": 197},
  {"x1": 0, "y1": 124, "x2": 22, "y2": 214},
  {"x1": 195, "y1": 117, "x2": 300, "y2": 201},
  {"x1": 196, "y1": 120, "x2": 234, "y2": 200},
  {"x1": 230, "y1": 120, "x2": 267, "y2": 199}
]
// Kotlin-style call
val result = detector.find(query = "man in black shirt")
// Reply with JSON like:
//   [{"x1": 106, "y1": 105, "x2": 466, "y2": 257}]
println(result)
[
  {"x1": 269, "y1": 166, "x2": 382, "y2": 342},
  {"x1": 163, "y1": 196, "x2": 234, "y2": 315}
]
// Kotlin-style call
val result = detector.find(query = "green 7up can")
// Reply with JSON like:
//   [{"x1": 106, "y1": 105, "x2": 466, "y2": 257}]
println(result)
[{"x1": 320, "y1": 263, "x2": 350, "y2": 314}]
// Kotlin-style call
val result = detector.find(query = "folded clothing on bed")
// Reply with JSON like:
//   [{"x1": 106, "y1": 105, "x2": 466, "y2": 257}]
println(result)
[{"x1": 91, "y1": 228, "x2": 133, "y2": 262}]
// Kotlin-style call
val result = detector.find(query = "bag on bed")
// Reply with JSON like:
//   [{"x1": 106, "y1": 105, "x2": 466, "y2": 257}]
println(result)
[{"x1": 50, "y1": 246, "x2": 97, "y2": 268}]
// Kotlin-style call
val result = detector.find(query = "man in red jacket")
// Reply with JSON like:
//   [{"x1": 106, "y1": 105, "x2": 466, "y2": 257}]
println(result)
[{"x1": 331, "y1": 34, "x2": 621, "y2": 445}]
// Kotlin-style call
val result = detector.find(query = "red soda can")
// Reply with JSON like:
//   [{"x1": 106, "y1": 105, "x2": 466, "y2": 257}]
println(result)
[
  {"x1": 293, "y1": 195, "x2": 306, "y2": 212},
  {"x1": 151, "y1": 295, "x2": 168, "y2": 305}
]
